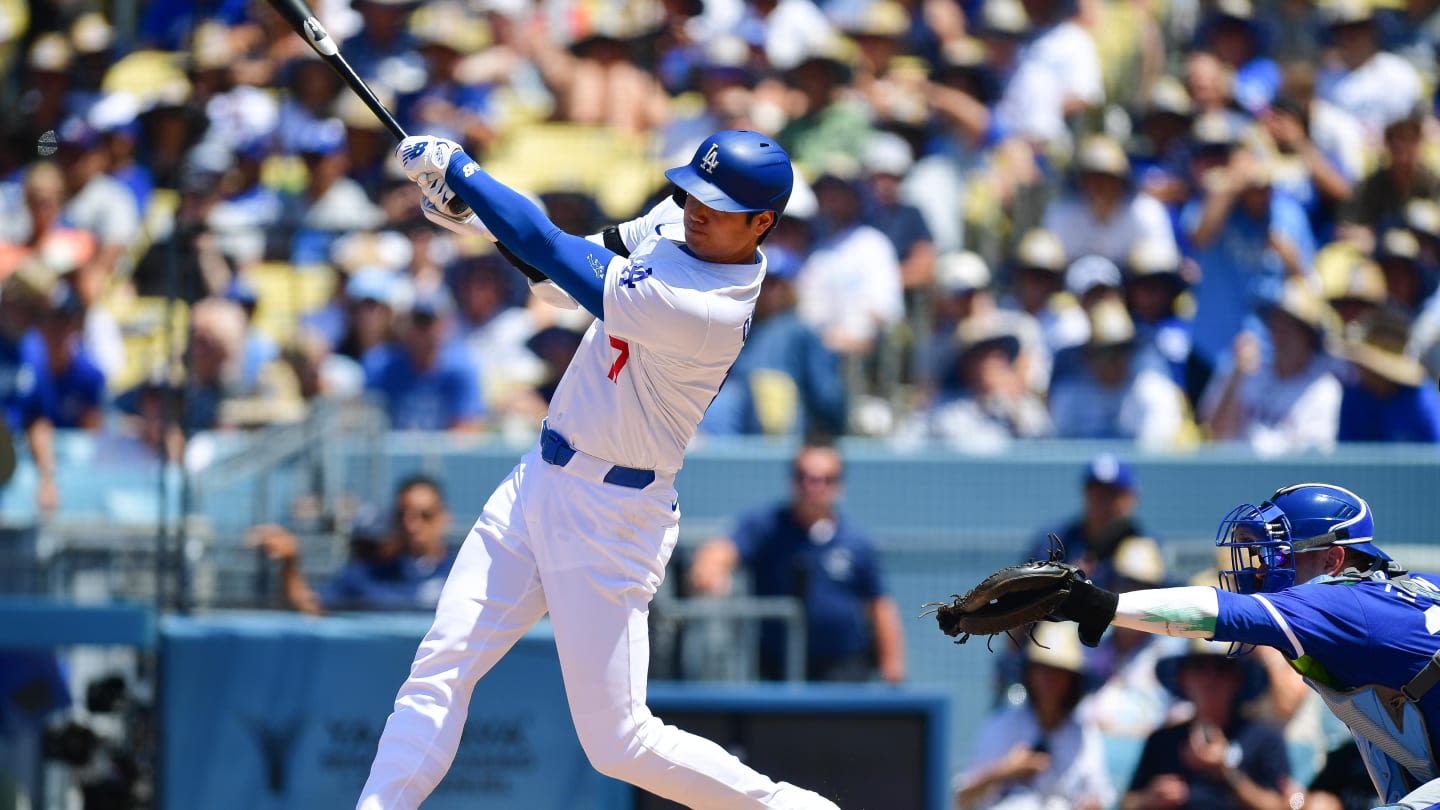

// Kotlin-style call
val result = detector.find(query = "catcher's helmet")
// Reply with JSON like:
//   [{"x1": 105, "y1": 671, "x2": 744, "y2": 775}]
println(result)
[
  {"x1": 1216, "y1": 483, "x2": 1385, "y2": 597},
  {"x1": 665, "y1": 130, "x2": 793, "y2": 216}
]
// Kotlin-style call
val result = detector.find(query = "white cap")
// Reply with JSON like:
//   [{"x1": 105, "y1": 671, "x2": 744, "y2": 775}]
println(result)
[
  {"x1": 1066, "y1": 255, "x2": 1122, "y2": 296},
  {"x1": 936, "y1": 251, "x2": 991, "y2": 293},
  {"x1": 861, "y1": 132, "x2": 914, "y2": 177}
]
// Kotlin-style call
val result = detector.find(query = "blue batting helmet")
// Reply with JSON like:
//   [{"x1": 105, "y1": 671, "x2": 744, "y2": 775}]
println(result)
[
  {"x1": 1216, "y1": 482, "x2": 1386, "y2": 596},
  {"x1": 665, "y1": 130, "x2": 793, "y2": 216}
]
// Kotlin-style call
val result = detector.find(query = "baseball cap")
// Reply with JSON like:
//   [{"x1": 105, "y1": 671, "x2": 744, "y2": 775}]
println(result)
[
  {"x1": 349, "y1": 501, "x2": 391, "y2": 543},
  {"x1": 861, "y1": 132, "x2": 914, "y2": 177},
  {"x1": 346, "y1": 268, "x2": 400, "y2": 305},
  {"x1": 764, "y1": 246, "x2": 803, "y2": 282},
  {"x1": 1066, "y1": 255, "x2": 1123, "y2": 297},
  {"x1": 1015, "y1": 229, "x2": 1067, "y2": 273},
  {"x1": 936, "y1": 251, "x2": 991, "y2": 294},
  {"x1": 1074, "y1": 135, "x2": 1131, "y2": 179},
  {"x1": 1084, "y1": 452, "x2": 1136, "y2": 490},
  {"x1": 410, "y1": 286, "x2": 454, "y2": 319}
]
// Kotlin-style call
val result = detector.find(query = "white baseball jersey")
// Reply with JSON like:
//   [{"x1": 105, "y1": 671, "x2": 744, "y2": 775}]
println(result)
[{"x1": 547, "y1": 200, "x2": 764, "y2": 474}]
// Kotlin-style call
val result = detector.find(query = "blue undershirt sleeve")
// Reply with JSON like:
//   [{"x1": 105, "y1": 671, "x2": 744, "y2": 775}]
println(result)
[{"x1": 443, "y1": 151, "x2": 615, "y2": 318}]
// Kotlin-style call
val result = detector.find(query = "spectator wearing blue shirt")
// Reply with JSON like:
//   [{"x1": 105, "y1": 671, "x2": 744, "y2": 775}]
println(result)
[
  {"x1": 250, "y1": 475, "x2": 457, "y2": 614},
  {"x1": 1337, "y1": 309, "x2": 1440, "y2": 442},
  {"x1": 364, "y1": 289, "x2": 485, "y2": 432},
  {"x1": 687, "y1": 444, "x2": 906, "y2": 684},
  {"x1": 0, "y1": 275, "x2": 58, "y2": 512},
  {"x1": 1183, "y1": 138, "x2": 1316, "y2": 400},
  {"x1": 1029, "y1": 454, "x2": 1145, "y2": 592},
  {"x1": 21, "y1": 284, "x2": 104, "y2": 431}
]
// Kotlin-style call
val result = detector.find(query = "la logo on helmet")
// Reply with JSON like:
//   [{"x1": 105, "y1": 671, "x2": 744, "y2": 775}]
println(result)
[{"x1": 700, "y1": 143, "x2": 720, "y2": 174}]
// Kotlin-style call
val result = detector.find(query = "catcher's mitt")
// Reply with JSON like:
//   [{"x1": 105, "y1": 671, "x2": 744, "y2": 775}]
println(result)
[{"x1": 922, "y1": 536, "x2": 1083, "y2": 645}]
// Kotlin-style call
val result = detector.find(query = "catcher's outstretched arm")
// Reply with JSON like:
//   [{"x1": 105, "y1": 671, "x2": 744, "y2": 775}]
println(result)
[{"x1": 1112, "y1": 586, "x2": 1218, "y2": 638}]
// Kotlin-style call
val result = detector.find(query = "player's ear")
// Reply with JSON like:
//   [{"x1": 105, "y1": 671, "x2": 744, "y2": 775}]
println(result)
[{"x1": 753, "y1": 211, "x2": 776, "y2": 237}]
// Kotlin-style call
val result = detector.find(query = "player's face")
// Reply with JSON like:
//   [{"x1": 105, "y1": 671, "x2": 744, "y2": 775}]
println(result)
[{"x1": 682, "y1": 196, "x2": 773, "y2": 264}]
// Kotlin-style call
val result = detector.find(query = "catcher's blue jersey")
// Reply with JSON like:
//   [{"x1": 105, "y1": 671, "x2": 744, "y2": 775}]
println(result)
[{"x1": 1215, "y1": 573, "x2": 1440, "y2": 800}]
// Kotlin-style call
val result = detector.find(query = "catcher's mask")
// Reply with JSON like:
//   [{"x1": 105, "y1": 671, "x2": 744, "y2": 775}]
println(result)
[{"x1": 1215, "y1": 500, "x2": 1296, "y2": 597}]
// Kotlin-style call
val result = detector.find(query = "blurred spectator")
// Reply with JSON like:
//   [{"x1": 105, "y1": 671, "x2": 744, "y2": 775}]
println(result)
[
  {"x1": 90, "y1": 92, "x2": 153, "y2": 215},
  {"x1": 1049, "y1": 254, "x2": 1125, "y2": 384},
  {"x1": 277, "y1": 55, "x2": 343, "y2": 155},
  {"x1": 49, "y1": 115, "x2": 141, "y2": 286},
  {"x1": 1015, "y1": 0, "x2": 1104, "y2": 121},
  {"x1": 1048, "y1": 298, "x2": 1188, "y2": 447},
  {"x1": 861, "y1": 132, "x2": 936, "y2": 294},
  {"x1": 0, "y1": 162, "x2": 98, "y2": 285},
  {"x1": 305, "y1": 230, "x2": 413, "y2": 350},
  {"x1": 180, "y1": 296, "x2": 252, "y2": 431},
  {"x1": 1337, "y1": 107, "x2": 1439, "y2": 252},
  {"x1": 517, "y1": 324, "x2": 585, "y2": 412},
  {"x1": 1336, "y1": 309, "x2": 1440, "y2": 442},
  {"x1": 15, "y1": 34, "x2": 74, "y2": 148},
  {"x1": 955, "y1": 622, "x2": 1114, "y2": 810},
  {"x1": 1317, "y1": 242, "x2": 1386, "y2": 328},
  {"x1": 448, "y1": 251, "x2": 546, "y2": 418},
  {"x1": 190, "y1": 21, "x2": 281, "y2": 162},
  {"x1": 131, "y1": 141, "x2": 240, "y2": 303},
  {"x1": 249, "y1": 475, "x2": 457, "y2": 615},
  {"x1": 1028, "y1": 452, "x2": 1144, "y2": 589},
  {"x1": 1194, "y1": 0, "x2": 1278, "y2": 116},
  {"x1": 338, "y1": 89, "x2": 399, "y2": 199},
  {"x1": 403, "y1": 3, "x2": 496, "y2": 149},
  {"x1": 0, "y1": 274, "x2": 59, "y2": 512},
  {"x1": 1078, "y1": 536, "x2": 1187, "y2": 739},
  {"x1": 1316, "y1": 0, "x2": 1422, "y2": 144},
  {"x1": 1199, "y1": 280, "x2": 1341, "y2": 455},
  {"x1": 1123, "y1": 239, "x2": 1192, "y2": 387},
  {"x1": 342, "y1": 0, "x2": 425, "y2": 94},
  {"x1": 1375, "y1": 227, "x2": 1431, "y2": 317},
  {"x1": 1000, "y1": 228, "x2": 1084, "y2": 383},
  {"x1": 1184, "y1": 51, "x2": 1242, "y2": 123},
  {"x1": 1183, "y1": 141, "x2": 1316, "y2": 400},
  {"x1": 776, "y1": 36, "x2": 875, "y2": 177},
  {"x1": 1041, "y1": 134, "x2": 1178, "y2": 267},
  {"x1": 363, "y1": 287, "x2": 485, "y2": 432},
  {"x1": 1129, "y1": 76, "x2": 1197, "y2": 210},
  {"x1": 794, "y1": 173, "x2": 904, "y2": 357},
  {"x1": 922, "y1": 251, "x2": 1045, "y2": 396},
  {"x1": 531, "y1": 19, "x2": 669, "y2": 136},
  {"x1": 687, "y1": 443, "x2": 906, "y2": 684},
  {"x1": 278, "y1": 118, "x2": 384, "y2": 265},
  {"x1": 700, "y1": 248, "x2": 846, "y2": 437},
  {"x1": 906, "y1": 312, "x2": 1053, "y2": 450},
  {"x1": 1260, "y1": 92, "x2": 1354, "y2": 245},
  {"x1": 336, "y1": 268, "x2": 406, "y2": 362},
  {"x1": 19, "y1": 283, "x2": 104, "y2": 432},
  {"x1": 1123, "y1": 639, "x2": 1296, "y2": 810},
  {"x1": 911, "y1": 36, "x2": 995, "y2": 253}
]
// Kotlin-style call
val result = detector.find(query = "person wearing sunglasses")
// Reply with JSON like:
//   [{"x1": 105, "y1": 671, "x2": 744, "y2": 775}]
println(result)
[
  {"x1": 687, "y1": 442, "x2": 906, "y2": 684},
  {"x1": 248, "y1": 474, "x2": 455, "y2": 615},
  {"x1": 1046, "y1": 482, "x2": 1440, "y2": 810}
]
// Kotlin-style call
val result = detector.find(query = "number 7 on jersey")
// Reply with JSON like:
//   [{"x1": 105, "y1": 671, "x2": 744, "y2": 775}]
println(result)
[{"x1": 607, "y1": 336, "x2": 629, "y2": 382}]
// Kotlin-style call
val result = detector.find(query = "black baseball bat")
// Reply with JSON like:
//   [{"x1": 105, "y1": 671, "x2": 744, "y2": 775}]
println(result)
[{"x1": 264, "y1": 0, "x2": 408, "y2": 141}]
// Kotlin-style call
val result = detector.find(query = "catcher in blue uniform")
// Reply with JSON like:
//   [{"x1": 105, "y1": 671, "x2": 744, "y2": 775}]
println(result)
[{"x1": 932, "y1": 483, "x2": 1440, "y2": 809}]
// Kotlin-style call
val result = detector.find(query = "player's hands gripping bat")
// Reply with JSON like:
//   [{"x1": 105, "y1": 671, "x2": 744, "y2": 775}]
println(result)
[{"x1": 922, "y1": 535, "x2": 1119, "y2": 648}]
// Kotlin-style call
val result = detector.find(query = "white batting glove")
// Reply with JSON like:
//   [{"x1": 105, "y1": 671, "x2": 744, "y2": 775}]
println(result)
[
  {"x1": 421, "y1": 198, "x2": 495, "y2": 240},
  {"x1": 396, "y1": 135, "x2": 472, "y2": 219},
  {"x1": 529, "y1": 279, "x2": 579, "y2": 310}
]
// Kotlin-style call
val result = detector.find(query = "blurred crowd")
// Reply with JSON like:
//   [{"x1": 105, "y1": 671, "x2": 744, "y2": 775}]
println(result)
[{"x1": 5, "y1": 0, "x2": 1440, "y2": 502}]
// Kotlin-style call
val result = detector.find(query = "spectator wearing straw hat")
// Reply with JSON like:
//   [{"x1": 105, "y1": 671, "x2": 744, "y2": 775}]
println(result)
[
  {"x1": 1123, "y1": 639, "x2": 1296, "y2": 810},
  {"x1": 1338, "y1": 106, "x2": 1440, "y2": 251},
  {"x1": 1124, "y1": 238, "x2": 1192, "y2": 388},
  {"x1": 1001, "y1": 228, "x2": 1088, "y2": 373},
  {"x1": 1375, "y1": 227, "x2": 1432, "y2": 317},
  {"x1": 1194, "y1": 0, "x2": 1279, "y2": 116},
  {"x1": 906, "y1": 311, "x2": 1053, "y2": 450},
  {"x1": 956, "y1": 622, "x2": 1115, "y2": 810},
  {"x1": 1048, "y1": 298, "x2": 1187, "y2": 447},
  {"x1": 1317, "y1": 241, "x2": 1387, "y2": 328},
  {"x1": 1199, "y1": 279, "x2": 1341, "y2": 455},
  {"x1": 1337, "y1": 309, "x2": 1440, "y2": 442},
  {"x1": 1042, "y1": 135, "x2": 1178, "y2": 268}
]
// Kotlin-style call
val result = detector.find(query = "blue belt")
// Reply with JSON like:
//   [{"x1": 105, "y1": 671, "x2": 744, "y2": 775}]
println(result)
[{"x1": 539, "y1": 426, "x2": 656, "y2": 490}]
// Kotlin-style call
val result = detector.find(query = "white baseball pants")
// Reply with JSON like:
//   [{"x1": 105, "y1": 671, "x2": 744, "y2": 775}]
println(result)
[{"x1": 356, "y1": 447, "x2": 839, "y2": 809}]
